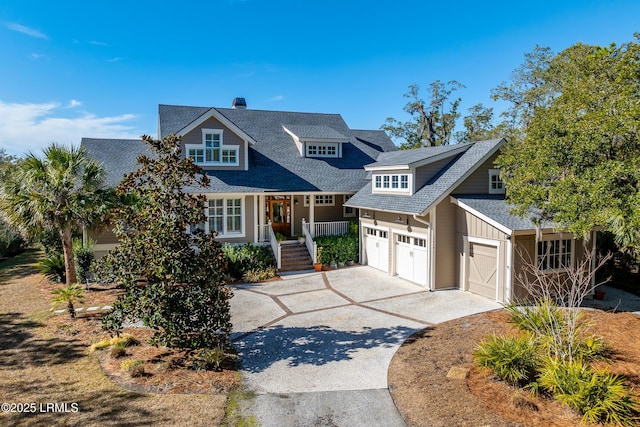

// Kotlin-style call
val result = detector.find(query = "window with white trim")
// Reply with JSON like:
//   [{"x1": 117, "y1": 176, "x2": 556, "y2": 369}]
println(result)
[
  {"x1": 537, "y1": 237, "x2": 573, "y2": 271},
  {"x1": 373, "y1": 173, "x2": 411, "y2": 193},
  {"x1": 304, "y1": 195, "x2": 335, "y2": 206},
  {"x1": 186, "y1": 129, "x2": 239, "y2": 166},
  {"x1": 343, "y1": 195, "x2": 355, "y2": 217},
  {"x1": 489, "y1": 169, "x2": 505, "y2": 194},
  {"x1": 306, "y1": 143, "x2": 339, "y2": 158},
  {"x1": 191, "y1": 197, "x2": 243, "y2": 236}
]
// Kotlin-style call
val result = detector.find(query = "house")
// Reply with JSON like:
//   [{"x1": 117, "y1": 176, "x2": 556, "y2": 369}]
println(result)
[
  {"x1": 344, "y1": 138, "x2": 596, "y2": 303},
  {"x1": 82, "y1": 99, "x2": 396, "y2": 270},
  {"x1": 83, "y1": 99, "x2": 594, "y2": 303}
]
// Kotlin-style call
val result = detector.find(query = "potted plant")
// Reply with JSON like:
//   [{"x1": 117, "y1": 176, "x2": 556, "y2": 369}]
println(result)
[
  {"x1": 297, "y1": 233, "x2": 305, "y2": 244},
  {"x1": 314, "y1": 247, "x2": 323, "y2": 272}
]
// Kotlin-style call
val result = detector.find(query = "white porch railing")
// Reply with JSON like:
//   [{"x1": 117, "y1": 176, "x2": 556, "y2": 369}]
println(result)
[
  {"x1": 314, "y1": 221, "x2": 350, "y2": 237},
  {"x1": 267, "y1": 221, "x2": 281, "y2": 269},
  {"x1": 301, "y1": 219, "x2": 318, "y2": 264},
  {"x1": 258, "y1": 224, "x2": 271, "y2": 243}
]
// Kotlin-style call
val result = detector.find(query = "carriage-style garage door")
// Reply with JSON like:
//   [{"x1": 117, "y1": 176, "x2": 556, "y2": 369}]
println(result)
[
  {"x1": 467, "y1": 241, "x2": 498, "y2": 299},
  {"x1": 364, "y1": 227, "x2": 389, "y2": 272},
  {"x1": 395, "y1": 234, "x2": 428, "y2": 286}
]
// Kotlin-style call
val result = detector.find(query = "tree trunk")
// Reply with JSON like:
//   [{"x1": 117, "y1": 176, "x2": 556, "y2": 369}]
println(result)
[{"x1": 61, "y1": 225, "x2": 77, "y2": 285}]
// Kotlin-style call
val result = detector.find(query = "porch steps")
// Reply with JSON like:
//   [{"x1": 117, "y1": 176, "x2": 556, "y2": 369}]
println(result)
[{"x1": 279, "y1": 243, "x2": 314, "y2": 272}]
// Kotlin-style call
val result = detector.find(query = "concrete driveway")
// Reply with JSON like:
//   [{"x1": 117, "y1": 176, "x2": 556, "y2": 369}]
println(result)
[{"x1": 230, "y1": 266, "x2": 501, "y2": 426}]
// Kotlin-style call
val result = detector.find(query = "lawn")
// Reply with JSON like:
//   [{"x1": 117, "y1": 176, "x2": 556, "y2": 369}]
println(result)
[{"x1": 0, "y1": 250, "x2": 229, "y2": 426}]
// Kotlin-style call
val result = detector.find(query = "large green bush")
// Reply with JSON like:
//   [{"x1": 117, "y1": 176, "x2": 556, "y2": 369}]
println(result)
[
  {"x1": 0, "y1": 220, "x2": 27, "y2": 258},
  {"x1": 223, "y1": 243, "x2": 275, "y2": 280},
  {"x1": 314, "y1": 230, "x2": 358, "y2": 265}
]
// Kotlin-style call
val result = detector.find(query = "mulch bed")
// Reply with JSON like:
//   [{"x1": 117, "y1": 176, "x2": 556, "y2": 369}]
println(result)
[{"x1": 388, "y1": 309, "x2": 640, "y2": 427}]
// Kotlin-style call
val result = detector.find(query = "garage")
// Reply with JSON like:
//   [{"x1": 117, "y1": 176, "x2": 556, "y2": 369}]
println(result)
[
  {"x1": 394, "y1": 233, "x2": 429, "y2": 286},
  {"x1": 467, "y1": 241, "x2": 498, "y2": 299},
  {"x1": 364, "y1": 226, "x2": 389, "y2": 272}
]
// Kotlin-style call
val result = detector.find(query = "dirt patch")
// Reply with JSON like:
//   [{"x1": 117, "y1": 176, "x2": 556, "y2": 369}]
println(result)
[{"x1": 389, "y1": 309, "x2": 640, "y2": 427}]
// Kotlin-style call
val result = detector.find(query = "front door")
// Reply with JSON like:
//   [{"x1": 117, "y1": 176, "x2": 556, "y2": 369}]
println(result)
[{"x1": 269, "y1": 199, "x2": 291, "y2": 236}]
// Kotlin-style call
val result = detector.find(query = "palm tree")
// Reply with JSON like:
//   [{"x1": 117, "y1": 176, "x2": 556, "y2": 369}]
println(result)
[
  {"x1": 0, "y1": 144, "x2": 108, "y2": 284},
  {"x1": 51, "y1": 284, "x2": 85, "y2": 319}
]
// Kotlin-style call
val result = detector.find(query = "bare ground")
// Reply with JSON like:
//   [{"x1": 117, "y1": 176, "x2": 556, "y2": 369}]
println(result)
[
  {"x1": 0, "y1": 250, "x2": 234, "y2": 426},
  {"x1": 389, "y1": 309, "x2": 640, "y2": 427}
]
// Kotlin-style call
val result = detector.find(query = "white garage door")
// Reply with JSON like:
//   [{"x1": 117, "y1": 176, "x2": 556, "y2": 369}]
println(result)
[
  {"x1": 364, "y1": 227, "x2": 389, "y2": 272},
  {"x1": 395, "y1": 234, "x2": 428, "y2": 286},
  {"x1": 467, "y1": 242, "x2": 498, "y2": 299}
]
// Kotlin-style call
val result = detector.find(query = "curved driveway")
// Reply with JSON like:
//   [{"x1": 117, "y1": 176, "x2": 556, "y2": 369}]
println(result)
[{"x1": 230, "y1": 266, "x2": 501, "y2": 426}]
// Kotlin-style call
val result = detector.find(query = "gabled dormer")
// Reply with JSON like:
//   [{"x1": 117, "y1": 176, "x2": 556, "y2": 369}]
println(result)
[
  {"x1": 365, "y1": 144, "x2": 469, "y2": 196},
  {"x1": 159, "y1": 104, "x2": 257, "y2": 172},
  {"x1": 282, "y1": 125, "x2": 349, "y2": 158}
]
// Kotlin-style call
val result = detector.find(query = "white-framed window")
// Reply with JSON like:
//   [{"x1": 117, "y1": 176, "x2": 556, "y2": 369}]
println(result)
[
  {"x1": 373, "y1": 173, "x2": 411, "y2": 193},
  {"x1": 489, "y1": 169, "x2": 505, "y2": 194},
  {"x1": 304, "y1": 195, "x2": 335, "y2": 206},
  {"x1": 537, "y1": 236, "x2": 573, "y2": 271},
  {"x1": 343, "y1": 194, "x2": 355, "y2": 217},
  {"x1": 186, "y1": 129, "x2": 239, "y2": 166},
  {"x1": 305, "y1": 143, "x2": 339, "y2": 158},
  {"x1": 190, "y1": 197, "x2": 243, "y2": 237}
]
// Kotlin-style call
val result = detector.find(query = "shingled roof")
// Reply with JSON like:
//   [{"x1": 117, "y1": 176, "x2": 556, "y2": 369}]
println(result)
[
  {"x1": 345, "y1": 138, "x2": 505, "y2": 215},
  {"x1": 83, "y1": 104, "x2": 396, "y2": 193}
]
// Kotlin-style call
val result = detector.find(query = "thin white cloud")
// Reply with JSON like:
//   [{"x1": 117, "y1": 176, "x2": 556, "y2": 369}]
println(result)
[
  {"x1": 5, "y1": 22, "x2": 47, "y2": 39},
  {"x1": 0, "y1": 101, "x2": 140, "y2": 157},
  {"x1": 90, "y1": 40, "x2": 110, "y2": 47},
  {"x1": 269, "y1": 95, "x2": 284, "y2": 102},
  {"x1": 68, "y1": 99, "x2": 82, "y2": 108},
  {"x1": 29, "y1": 53, "x2": 47, "y2": 60},
  {"x1": 107, "y1": 57, "x2": 124, "y2": 63}
]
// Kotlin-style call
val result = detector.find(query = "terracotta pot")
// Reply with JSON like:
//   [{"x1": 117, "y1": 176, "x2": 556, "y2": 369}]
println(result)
[
  {"x1": 594, "y1": 290, "x2": 606, "y2": 300},
  {"x1": 314, "y1": 263, "x2": 322, "y2": 272}
]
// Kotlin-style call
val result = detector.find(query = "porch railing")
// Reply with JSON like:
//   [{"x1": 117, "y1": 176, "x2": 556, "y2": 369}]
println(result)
[
  {"x1": 314, "y1": 221, "x2": 350, "y2": 237},
  {"x1": 301, "y1": 219, "x2": 318, "y2": 264},
  {"x1": 267, "y1": 221, "x2": 281, "y2": 269}
]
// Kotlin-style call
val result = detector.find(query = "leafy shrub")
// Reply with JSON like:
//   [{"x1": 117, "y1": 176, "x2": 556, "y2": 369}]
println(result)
[
  {"x1": 223, "y1": 243, "x2": 275, "y2": 279},
  {"x1": 538, "y1": 360, "x2": 639, "y2": 426},
  {"x1": 314, "y1": 233, "x2": 358, "y2": 265},
  {"x1": 37, "y1": 229, "x2": 63, "y2": 257},
  {"x1": 120, "y1": 359, "x2": 145, "y2": 377},
  {"x1": 39, "y1": 254, "x2": 66, "y2": 283},
  {"x1": 73, "y1": 239, "x2": 95, "y2": 284},
  {"x1": 0, "y1": 220, "x2": 26, "y2": 258},
  {"x1": 243, "y1": 266, "x2": 276, "y2": 283},
  {"x1": 474, "y1": 334, "x2": 541, "y2": 387}
]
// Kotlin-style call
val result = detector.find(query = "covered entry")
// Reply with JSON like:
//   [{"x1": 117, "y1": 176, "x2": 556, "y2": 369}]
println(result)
[{"x1": 465, "y1": 237, "x2": 499, "y2": 300}]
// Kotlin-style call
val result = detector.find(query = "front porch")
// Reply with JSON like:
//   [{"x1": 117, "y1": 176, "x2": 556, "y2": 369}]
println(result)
[{"x1": 255, "y1": 194, "x2": 354, "y2": 242}]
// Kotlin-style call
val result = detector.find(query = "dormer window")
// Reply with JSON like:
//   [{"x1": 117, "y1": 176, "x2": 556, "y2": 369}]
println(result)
[
  {"x1": 186, "y1": 129, "x2": 239, "y2": 166},
  {"x1": 489, "y1": 169, "x2": 505, "y2": 194},
  {"x1": 306, "y1": 143, "x2": 339, "y2": 158},
  {"x1": 373, "y1": 173, "x2": 411, "y2": 193}
]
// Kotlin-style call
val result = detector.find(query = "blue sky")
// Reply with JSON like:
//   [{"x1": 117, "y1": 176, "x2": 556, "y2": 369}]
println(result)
[{"x1": 0, "y1": 0, "x2": 638, "y2": 156}]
